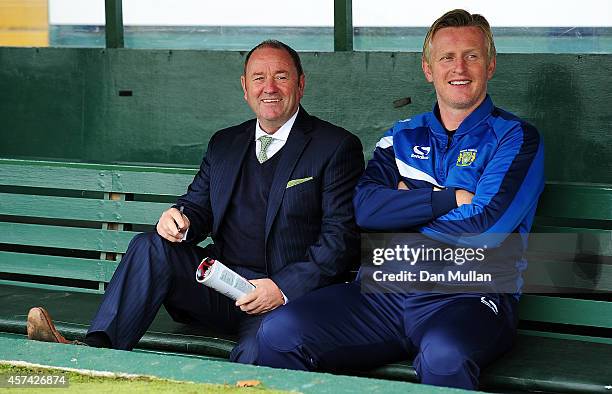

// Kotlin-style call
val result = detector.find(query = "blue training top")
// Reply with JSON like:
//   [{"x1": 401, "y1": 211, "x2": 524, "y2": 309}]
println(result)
[{"x1": 354, "y1": 95, "x2": 545, "y2": 295}]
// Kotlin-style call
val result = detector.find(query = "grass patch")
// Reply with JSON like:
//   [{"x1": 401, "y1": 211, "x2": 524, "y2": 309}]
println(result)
[{"x1": 0, "y1": 363, "x2": 290, "y2": 393}]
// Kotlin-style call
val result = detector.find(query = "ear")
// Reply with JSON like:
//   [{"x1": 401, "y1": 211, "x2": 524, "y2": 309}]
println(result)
[
  {"x1": 240, "y1": 75, "x2": 247, "y2": 101},
  {"x1": 422, "y1": 57, "x2": 434, "y2": 83},
  {"x1": 487, "y1": 56, "x2": 496, "y2": 80},
  {"x1": 297, "y1": 74, "x2": 306, "y2": 99}
]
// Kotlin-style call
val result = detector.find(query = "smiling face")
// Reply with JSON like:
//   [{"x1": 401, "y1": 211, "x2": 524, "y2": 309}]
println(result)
[
  {"x1": 422, "y1": 26, "x2": 496, "y2": 119},
  {"x1": 241, "y1": 46, "x2": 305, "y2": 133}
]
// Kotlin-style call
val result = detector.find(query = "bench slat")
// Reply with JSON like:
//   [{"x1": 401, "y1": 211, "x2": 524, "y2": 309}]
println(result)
[
  {"x1": 519, "y1": 295, "x2": 612, "y2": 328},
  {"x1": 527, "y1": 228, "x2": 612, "y2": 256},
  {"x1": 0, "y1": 159, "x2": 195, "y2": 174},
  {"x1": 0, "y1": 162, "x2": 112, "y2": 192},
  {"x1": 531, "y1": 224, "x2": 612, "y2": 234},
  {"x1": 523, "y1": 259, "x2": 612, "y2": 292},
  {"x1": 0, "y1": 159, "x2": 196, "y2": 196},
  {"x1": 112, "y1": 170, "x2": 195, "y2": 196},
  {"x1": 536, "y1": 182, "x2": 612, "y2": 221},
  {"x1": 0, "y1": 251, "x2": 117, "y2": 282},
  {"x1": 0, "y1": 279, "x2": 103, "y2": 294},
  {"x1": 0, "y1": 193, "x2": 167, "y2": 225},
  {"x1": 0, "y1": 222, "x2": 137, "y2": 253},
  {"x1": 518, "y1": 329, "x2": 612, "y2": 345}
]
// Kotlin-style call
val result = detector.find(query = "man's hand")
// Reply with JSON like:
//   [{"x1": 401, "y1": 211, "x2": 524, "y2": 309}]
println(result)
[
  {"x1": 456, "y1": 189, "x2": 475, "y2": 206},
  {"x1": 235, "y1": 279, "x2": 284, "y2": 315},
  {"x1": 156, "y1": 207, "x2": 190, "y2": 242}
]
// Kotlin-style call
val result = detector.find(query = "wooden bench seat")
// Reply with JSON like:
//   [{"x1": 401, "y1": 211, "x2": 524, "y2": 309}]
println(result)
[{"x1": 1, "y1": 158, "x2": 611, "y2": 393}]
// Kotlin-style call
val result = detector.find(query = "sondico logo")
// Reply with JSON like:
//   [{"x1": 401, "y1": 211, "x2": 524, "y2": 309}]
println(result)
[{"x1": 411, "y1": 146, "x2": 431, "y2": 160}]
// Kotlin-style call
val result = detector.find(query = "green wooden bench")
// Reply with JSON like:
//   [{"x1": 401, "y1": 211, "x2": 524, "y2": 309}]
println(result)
[{"x1": 1, "y1": 158, "x2": 611, "y2": 393}]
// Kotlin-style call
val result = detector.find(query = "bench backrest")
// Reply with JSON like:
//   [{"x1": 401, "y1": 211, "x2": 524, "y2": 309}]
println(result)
[
  {"x1": 520, "y1": 182, "x2": 612, "y2": 343},
  {"x1": 0, "y1": 158, "x2": 195, "y2": 293},
  {"x1": 1, "y1": 159, "x2": 610, "y2": 342}
]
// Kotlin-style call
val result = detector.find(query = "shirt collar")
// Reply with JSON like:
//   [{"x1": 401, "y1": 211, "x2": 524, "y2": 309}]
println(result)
[
  {"x1": 255, "y1": 107, "x2": 299, "y2": 142},
  {"x1": 429, "y1": 95, "x2": 494, "y2": 138}
]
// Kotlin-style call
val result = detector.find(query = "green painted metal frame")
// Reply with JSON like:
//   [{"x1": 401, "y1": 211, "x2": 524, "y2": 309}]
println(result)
[
  {"x1": 102, "y1": 0, "x2": 355, "y2": 52},
  {"x1": 334, "y1": 0, "x2": 353, "y2": 51},
  {"x1": 105, "y1": 0, "x2": 124, "y2": 48}
]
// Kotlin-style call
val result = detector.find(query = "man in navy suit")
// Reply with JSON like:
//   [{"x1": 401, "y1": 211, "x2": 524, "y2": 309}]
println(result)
[{"x1": 27, "y1": 40, "x2": 364, "y2": 364}]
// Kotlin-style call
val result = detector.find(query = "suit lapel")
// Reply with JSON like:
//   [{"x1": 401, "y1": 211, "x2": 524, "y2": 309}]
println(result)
[
  {"x1": 212, "y1": 123, "x2": 253, "y2": 234},
  {"x1": 265, "y1": 109, "x2": 313, "y2": 240}
]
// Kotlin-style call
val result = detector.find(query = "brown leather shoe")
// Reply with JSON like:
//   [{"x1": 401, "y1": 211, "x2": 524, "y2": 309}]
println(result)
[{"x1": 27, "y1": 307, "x2": 86, "y2": 345}]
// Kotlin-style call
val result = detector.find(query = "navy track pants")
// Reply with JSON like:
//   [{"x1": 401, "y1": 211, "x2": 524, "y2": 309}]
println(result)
[{"x1": 255, "y1": 282, "x2": 517, "y2": 390}]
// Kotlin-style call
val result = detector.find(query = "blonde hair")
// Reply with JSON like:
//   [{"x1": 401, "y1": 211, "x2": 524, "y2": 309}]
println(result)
[{"x1": 422, "y1": 9, "x2": 496, "y2": 64}]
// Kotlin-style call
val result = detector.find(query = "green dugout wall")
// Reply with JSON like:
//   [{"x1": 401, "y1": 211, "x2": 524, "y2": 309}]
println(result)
[{"x1": 0, "y1": 47, "x2": 611, "y2": 183}]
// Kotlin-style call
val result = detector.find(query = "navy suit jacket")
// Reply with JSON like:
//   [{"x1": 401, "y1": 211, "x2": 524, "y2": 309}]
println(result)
[{"x1": 176, "y1": 108, "x2": 364, "y2": 300}]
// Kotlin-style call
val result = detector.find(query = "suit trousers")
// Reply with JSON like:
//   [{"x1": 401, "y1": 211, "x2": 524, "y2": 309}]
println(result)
[
  {"x1": 255, "y1": 282, "x2": 518, "y2": 390},
  {"x1": 87, "y1": 232, "x2": 265, "y2": 363}
]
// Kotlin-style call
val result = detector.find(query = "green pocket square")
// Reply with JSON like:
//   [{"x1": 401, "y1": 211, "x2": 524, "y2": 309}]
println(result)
[{"x1": 286, "y1": 177, "x2": 313, "y2": 189}]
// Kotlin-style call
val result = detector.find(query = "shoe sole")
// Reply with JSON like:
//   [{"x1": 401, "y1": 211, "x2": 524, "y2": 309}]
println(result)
[{"x1": 27, "y1": 307, "x2": 70, "y2": 344}]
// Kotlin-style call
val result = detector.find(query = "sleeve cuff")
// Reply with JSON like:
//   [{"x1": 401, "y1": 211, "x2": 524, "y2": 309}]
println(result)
[
  {"x1": 181, "y1": 228, "x2": 189, "y2": 242},
  {"x1": 431, "y1": 187, "x2": 457, "y2": 218}
]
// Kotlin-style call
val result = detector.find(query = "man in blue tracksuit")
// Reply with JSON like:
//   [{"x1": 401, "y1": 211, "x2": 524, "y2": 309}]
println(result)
[{"x1": 254, "y1": 9, "x2": 544, "y2": 390}]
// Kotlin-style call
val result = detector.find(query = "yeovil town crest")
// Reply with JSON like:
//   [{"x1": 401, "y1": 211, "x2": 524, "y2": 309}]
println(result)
[{"x1": 456, "y1": 149, "x2": 477, "y2": 167}]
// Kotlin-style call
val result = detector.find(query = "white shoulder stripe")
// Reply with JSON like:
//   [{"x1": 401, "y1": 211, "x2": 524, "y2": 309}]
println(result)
[
  {"x1": 395, "y1": 159, "x2": 443, "y2": 188},
  {"x1": 375, "y1": 136, "x2": 393, "y2": 149}
]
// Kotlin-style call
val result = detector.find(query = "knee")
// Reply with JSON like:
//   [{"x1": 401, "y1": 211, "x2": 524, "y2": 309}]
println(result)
[
  {"x1": 122, "y1": 232, "x2": 172, "y2": 272},
  {"x1": 126, "y1": 232, "x2": 169, "y2": 259},
  {"x1": 255, "y1": 308, "x2": 316, "y2": 370},
  {"x1": 418, "y1": 342, "x2": 475, "y2": 377},
  {"x1": 257, "y1": 308, "x2": 305, "y2": 353},
  {"x1": 129, "y1": 232, "x2": 163, "y2": 250}
]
